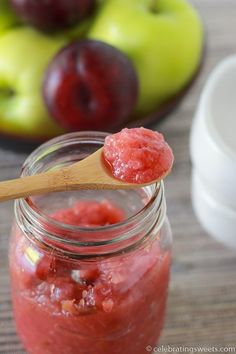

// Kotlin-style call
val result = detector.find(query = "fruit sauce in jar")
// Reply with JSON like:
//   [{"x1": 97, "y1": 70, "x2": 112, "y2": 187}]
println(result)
[{"x1": 9, "y1": 131, "x2": 172, "y2": 354}]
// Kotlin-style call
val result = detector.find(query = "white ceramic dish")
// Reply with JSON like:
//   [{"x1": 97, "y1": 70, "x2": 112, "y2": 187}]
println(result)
[
  {"x1": 190, "y1": 55, "x2": 236, "y2": 209},
  {"x1": 192, "y1": 170, "x2": 236, "y2": 249},
  {"x1": 190, "y1": 55, "x2": 236, "y2": 247}
]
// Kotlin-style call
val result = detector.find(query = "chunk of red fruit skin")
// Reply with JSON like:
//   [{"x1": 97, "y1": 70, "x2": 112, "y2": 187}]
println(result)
[
  {"x1": 103, "y1": 127, "x2": 174, "y2": 184},
  {"x1": 36, "y1": 256, "x2": 55, "y2": 280}
]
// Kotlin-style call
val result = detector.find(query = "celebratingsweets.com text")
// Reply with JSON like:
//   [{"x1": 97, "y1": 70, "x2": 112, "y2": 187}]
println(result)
[{"x1": 146, "y1": 345, "x2": 236, "y2": 353}]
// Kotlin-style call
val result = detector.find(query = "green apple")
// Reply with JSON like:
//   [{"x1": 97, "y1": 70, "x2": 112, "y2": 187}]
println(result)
[
  {"x1": 0, "y1": 0, "x2": 18, "y2": 34},
  {"x1": 88, "y1": 0, "x2": 203, "y2": 117},
  {"x1": 0, "y1": 28, "x2": 65, "y2": 139},
  {"x1": 60, "y1": 17, "x2": 95, "y2": 42}
]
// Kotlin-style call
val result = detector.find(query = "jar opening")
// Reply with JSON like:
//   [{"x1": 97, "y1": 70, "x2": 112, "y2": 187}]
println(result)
[{"x1": 15, "y1": 132, "x2": 166, "y2": 258}]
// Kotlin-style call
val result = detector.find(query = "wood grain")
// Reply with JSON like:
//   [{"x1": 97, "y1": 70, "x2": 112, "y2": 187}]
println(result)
[
  {"x1": 1, "y1": 0, "x2": 236, "y2": 352},
  {"x1": 0, "y1": 148, "x2": 166, "y2": 202}
]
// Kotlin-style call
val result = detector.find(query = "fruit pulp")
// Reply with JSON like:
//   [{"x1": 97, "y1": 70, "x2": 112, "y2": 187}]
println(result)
[
  {"x1": 10, "y1": 199, "x2": 171, "y2": 354},
  {"x1": 103, "y1": 127, "x2": 174, "y2": 183}
]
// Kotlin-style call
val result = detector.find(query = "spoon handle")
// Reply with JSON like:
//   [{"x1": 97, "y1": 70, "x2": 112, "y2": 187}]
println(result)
[{"x1": 0, "y1": 170, "x2": 67, "y2": 202}]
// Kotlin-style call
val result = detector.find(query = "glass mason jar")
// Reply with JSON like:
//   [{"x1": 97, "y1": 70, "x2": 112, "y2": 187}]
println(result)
[{"x1": 9, "y1": 132, "x2": 172, "y2": 354}]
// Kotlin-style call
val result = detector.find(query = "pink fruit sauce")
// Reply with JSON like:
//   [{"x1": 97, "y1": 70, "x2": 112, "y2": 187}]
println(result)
[
  {"x1": 103, "y1": 127, "x2": 174, "y2": 183},
  {"x1": 51, "y1": 199, "x2": 125, "y2": 226},
  {"x1": 9, "y1": 128, "x2": 172, "y2": 354}
]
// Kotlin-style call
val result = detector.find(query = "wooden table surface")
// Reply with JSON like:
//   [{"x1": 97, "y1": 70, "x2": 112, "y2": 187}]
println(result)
[{"x1": 1, "y1": 1, "x2": 236, "y2": 353}]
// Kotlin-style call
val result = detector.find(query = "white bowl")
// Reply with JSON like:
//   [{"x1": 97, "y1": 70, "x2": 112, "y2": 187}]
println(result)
[
  {"x1": 192, "y1": 170, "x2": 236, "y2": 249},
  {"x1": 190, "y1": 55, "x2": 236, "y2": 209}
]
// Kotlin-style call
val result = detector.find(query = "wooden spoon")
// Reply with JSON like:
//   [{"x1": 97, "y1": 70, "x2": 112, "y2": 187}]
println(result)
[{"x1": 0, "y1": 147, "x2": 168, "y2": 202}]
